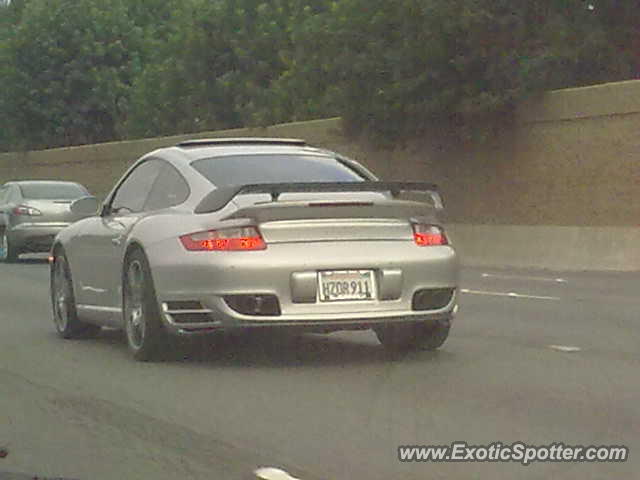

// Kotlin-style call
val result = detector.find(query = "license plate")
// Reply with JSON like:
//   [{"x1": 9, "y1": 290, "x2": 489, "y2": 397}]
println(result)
[{"x1": 318, "y1": 270, "x2": 376, "y2": 302}]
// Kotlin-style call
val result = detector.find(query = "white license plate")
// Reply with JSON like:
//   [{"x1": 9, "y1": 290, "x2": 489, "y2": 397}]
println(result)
[{"x1": 318, "y1": 270, "x2": 376, "y2": 302}]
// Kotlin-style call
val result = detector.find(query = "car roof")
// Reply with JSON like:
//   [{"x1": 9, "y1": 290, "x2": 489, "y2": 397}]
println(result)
[
  {"x1": 166, "y1": 138, "x2": 335, "y2": 163},
  {"x1": 176, "y1": 138, "x2": 307, "y2": 148},
  {"x1": 6, "y1": 180, "x2": 83, "y2": 186}
]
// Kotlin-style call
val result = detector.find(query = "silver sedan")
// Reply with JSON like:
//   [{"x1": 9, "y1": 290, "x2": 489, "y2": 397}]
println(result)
[
  {"x1": 49, "y1": 139, "x2": 459, "y2": 361},
  {"x1": 0, "y1": 180, "x2": 92, "y2": 262}
]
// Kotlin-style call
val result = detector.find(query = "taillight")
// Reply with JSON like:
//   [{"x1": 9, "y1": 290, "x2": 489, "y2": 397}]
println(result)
[
  {"x1": 412, "y1": 224, "x2": 448, "y2": 246},
  {"x1": 180, "y1": 226, "x2": 266, "y2": 251},
  {"x1": 13, "y1": 205, "x2": 42, "y2": 216}
]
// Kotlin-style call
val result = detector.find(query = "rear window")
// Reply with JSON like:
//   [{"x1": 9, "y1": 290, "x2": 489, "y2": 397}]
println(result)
[
  {"x1": 19, "y1": 183, "x2": 87, "y2": 200},
  {"x1": 191, "y1": 154, "x2": 365, "y2": 186}
]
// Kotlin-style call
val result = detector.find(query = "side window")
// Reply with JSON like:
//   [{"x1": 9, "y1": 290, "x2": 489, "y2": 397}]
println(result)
[
  {"x1": 110, "y1": 159, "x2": 162, "y2": 214},
  {"x1": 0, "y1": 186, "x2": 8, "y2": 204},
  {"x1": 144, "y1": 163, "x2": 190, "y2": 211},
  {"x1": 7, "y1": 186, "x2": 20, "y2": 203}
]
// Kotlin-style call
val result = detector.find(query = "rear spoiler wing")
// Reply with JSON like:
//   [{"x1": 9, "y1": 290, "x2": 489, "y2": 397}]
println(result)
[{"x1": 194, "y1": 182, "x2": 443, "y2": 214}]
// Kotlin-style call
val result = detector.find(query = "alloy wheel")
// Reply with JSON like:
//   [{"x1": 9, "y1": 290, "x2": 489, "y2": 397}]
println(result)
[
  {"x1": 125, "y1": 260, "x2": 146, "y2": 350},
  {"x1": 0, "y1": 233, "x2": 7, "y2": 261},
  {"x1": 52, "y1": 258, "x2": 70, "y2": 332}
]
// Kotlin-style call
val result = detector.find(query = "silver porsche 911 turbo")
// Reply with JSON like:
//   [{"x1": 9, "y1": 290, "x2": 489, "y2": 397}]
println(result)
[{"x1": 50, "y1": 138, "x2": 459, "y2": 361}]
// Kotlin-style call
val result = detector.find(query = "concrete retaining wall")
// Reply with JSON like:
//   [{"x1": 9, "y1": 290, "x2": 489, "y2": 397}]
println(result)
[
  {"x1": 448, "y1": 225, "x2": 640, "y2": 272},
  {"x1": 0, "y1": 118, "x2": 349, "y2": 199},
  {"x1": 2, "y1": 81, "x2": 640, "y2": 270}
]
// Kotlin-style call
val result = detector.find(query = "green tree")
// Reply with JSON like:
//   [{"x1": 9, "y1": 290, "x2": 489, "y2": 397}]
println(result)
[
  {"x1": 530, "y1": 0, "x2": 640, "y2": 89},
  {"x1": 276, "y1": 0, "x2": 639, "y2": 141},
  {"x1": 275, "y1": 0, "x2": 540, "y2": 140},
  {"x1": 2, "y1": 0, "x2": 143, "y2": 150},
  {"x1": 249, "y1": 0, "x2": 337, "y2": 126},
  {"x1": 0, "y1": 0, "x2": 29, "y2": 151},
  {"x1": 125, "y1": 0, "x2": 235, "y2": 138},
  {"x1": 3, "y1": 0, "x2": 639, "y2": 150},
  {"x1": 126, "y1": 0, "x2": 183, "y2": 65},
  {"x1": 125, "y1": 0, "x2": 332, "y2": 139}
]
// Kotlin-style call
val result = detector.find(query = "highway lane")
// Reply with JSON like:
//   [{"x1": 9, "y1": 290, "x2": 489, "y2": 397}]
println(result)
[{"x1": 0, "y1": 259, "x2": 638, "y2": 480}]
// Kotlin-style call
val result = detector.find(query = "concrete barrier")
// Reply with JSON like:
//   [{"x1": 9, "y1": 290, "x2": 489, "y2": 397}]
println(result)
[
  {"x1": 517, "y1": 79, "x2": 640, "y2": 123},
  {"x1": 3, "y1": 80, "x2": 640, "y2": 271},
  {"x1": 0, "y1": 118, "x2": 348, "y2": 198},
  {"x1": 448, "y1": 224, "x2": 640, "y2": 271}
]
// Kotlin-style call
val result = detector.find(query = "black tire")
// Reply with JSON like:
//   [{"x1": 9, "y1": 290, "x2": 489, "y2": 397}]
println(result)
[
  {"x1": 374, "y1": 318, "x2": 451, "y2": 352},
  {"x1": 123, "y1": 249, "x2": 169, "y2": 361},
  {"x1": 0, "y1": 230, "x2": 19, "y2": 263},
  {"x1": 51, "y1": 252, "x2": 101, "y2": 339}
]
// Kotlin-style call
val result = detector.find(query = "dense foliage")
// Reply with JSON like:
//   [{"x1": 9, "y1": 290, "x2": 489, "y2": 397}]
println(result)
[
  {"x1": 1, "y1": 0, "x2": 143, "y2": 149},
  {"x1": 1, "y1": 0, "x2": 638, "y2": 151}
]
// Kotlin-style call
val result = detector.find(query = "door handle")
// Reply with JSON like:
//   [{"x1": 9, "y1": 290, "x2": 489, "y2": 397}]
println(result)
[{"x1": 111, "y1": 236, "x2": 123, "y2": 246}]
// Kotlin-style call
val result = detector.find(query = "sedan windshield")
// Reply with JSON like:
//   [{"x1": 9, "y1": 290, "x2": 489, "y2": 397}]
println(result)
[
  {"x1": 19, "y1": 183, "x2": 88, "y2": 200},
  {"x1": 191, "y1": 154, "x2": 366, "y2": 186}
]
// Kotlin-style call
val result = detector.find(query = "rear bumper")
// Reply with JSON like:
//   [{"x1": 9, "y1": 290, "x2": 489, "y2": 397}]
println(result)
[
  {"x1": 9, "y1": 223, "x2": 71, "y2": 252},
  {"x1": 145, "y1": 239, "x2": 459, "y2": 335},
  {"x1": 166, "y1": 311, "x2": 457, "y2": 335}
]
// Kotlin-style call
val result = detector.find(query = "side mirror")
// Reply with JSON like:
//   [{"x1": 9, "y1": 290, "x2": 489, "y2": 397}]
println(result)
[{"x1": 70, "y1": 196, "x2": 100, "y2": 216}]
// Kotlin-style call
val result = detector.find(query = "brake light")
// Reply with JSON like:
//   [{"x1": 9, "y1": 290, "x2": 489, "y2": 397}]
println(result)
[
  {"x1": 13, "y1": 205, "x2": 42, "y2": 216},
  {"x1": 412, "y1": 224, "x2": 448, "y2": 246},
  {"x1": 180, "y1": 226, "x2": 266, "y2": 251}
]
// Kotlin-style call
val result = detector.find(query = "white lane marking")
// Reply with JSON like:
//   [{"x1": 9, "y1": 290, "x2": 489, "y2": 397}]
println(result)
[
  {"x1": 481, "y1": 272, "x2": 567, "y2": 283},
  {"x1": 80, "y1": 286, "x2": 107, "y2": 293},
  {"x1": 548, "y1": 345, "x2": 582, "y2": 353},
  {"x1": 254, "y1": 467, "x2": 300, "y2": 480},
  {"x1": 461, "y1": 288, "x2": 560, "y2": 301}
]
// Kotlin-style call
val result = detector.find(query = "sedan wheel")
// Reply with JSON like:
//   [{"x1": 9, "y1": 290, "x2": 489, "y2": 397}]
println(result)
[
  {"x1": 123, "y1": 250, "x2": 169, "y2": 361},
  {"x1": 51, "y1": 253, "x2": 100, "y2": 338},
  {"x1": 0, "y1": 231, "x2": 18, "y2": 263}
]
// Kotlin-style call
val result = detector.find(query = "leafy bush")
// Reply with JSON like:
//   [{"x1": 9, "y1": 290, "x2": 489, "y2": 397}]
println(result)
[
  {"x1": 1, "y1": 0, "x2": 638, "y2": 151},
  {"x1": 277, "y1": 0, "x2": 639, "y2": 141},
  {"x1": 1, "y1": 0, "x2": 142, "y2": 150}
]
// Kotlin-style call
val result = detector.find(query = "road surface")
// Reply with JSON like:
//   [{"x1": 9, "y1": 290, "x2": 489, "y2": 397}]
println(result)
[{"x1": 0, "y1": 259, "x2": 638, "y2": 479}]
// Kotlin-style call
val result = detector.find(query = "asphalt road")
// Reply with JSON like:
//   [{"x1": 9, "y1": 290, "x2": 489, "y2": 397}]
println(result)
[{"x1": 0, "y1": 258, "x2": 638, "y2": 480}]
